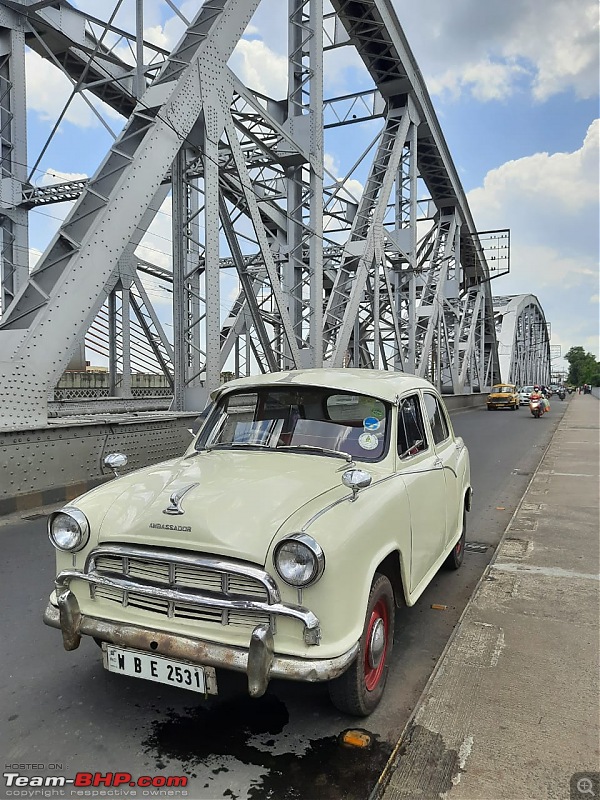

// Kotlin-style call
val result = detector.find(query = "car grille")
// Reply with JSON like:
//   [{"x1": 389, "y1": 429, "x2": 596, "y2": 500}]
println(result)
[
  {"x1": 93, "y1": 554, "x2": 269, "y2": 600},
  {"x1": 87, "y1": 548, "x2": 272, "y2": 629}
]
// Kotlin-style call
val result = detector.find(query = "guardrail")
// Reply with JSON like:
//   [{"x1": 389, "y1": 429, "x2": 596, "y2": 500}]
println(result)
[
  {"x1": 1, "y1": 395, "x2": 488, "y2": 517},
  {"x1": 0, "y1": 414, "x2": 196, "y2": 517}
]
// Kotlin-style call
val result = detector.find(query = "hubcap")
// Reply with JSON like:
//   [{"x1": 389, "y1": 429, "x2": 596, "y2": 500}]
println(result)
[
  {"x1": 364, "y1": 599, "x2": 389, "y2": 691},
  {"x1": 368, "y1": 618, "x2": 386, "y2": 669}
]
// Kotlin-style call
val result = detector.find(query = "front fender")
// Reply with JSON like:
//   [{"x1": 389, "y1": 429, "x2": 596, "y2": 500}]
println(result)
[{"x1": 267, "y1": 475, "x2": 412, "y2": 660}]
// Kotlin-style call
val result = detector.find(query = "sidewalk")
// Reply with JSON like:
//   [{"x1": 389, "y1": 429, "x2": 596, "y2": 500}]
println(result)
[{"x1": 374, "y1": 394, "x2": 600, "y2": 800}]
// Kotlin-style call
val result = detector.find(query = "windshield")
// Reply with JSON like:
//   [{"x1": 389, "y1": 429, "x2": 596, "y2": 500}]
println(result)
[
  {"x1": 197, "y1": 386, "x2": 390, "y2": 461},
  {"x1": 494, "y1": 385, "x2": 515, "y2": 393}
]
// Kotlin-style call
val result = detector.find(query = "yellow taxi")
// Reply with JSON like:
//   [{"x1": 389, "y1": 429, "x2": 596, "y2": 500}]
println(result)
[{"x1": 487, "y1": 383, "x2": 519, "y2": 411}]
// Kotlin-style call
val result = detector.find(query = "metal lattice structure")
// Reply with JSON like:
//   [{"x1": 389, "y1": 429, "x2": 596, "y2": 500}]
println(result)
[
  {"x1": 0, "y1": 0, "x2": 507, "y2": 431},
  {"x1": 494, "y1": 295, "x2": 551, "y2": 386}
]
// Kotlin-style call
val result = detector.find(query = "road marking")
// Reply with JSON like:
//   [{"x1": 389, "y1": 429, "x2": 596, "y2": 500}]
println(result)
[
  {"x1": 493, "y1": 563, "x2": 600, "y2": 581},
  {"x1": 538, "y1": 470, "x2": 595, "y2": 477}
]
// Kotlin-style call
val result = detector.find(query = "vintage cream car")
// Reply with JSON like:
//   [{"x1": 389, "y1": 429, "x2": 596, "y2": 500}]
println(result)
[{"x1": 44, "y1": 369, "x2": 471, "y2": 716}]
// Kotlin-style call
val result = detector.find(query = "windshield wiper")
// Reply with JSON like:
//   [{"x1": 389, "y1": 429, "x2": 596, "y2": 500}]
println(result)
[
  {"x1": 276, "y1": 444, "x2": 353, "y2": 462},
  {"x1": 206, "y1": 442, "x2": 272, "y2": 451}
]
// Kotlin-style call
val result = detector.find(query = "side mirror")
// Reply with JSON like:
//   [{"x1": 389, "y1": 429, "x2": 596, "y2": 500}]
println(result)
[
  {"x1": 342, "y1": 468, "x2": 372, "y2": 502},
  {"x1": 103, "y1": 452, "x2": 128, "y2": 478}
]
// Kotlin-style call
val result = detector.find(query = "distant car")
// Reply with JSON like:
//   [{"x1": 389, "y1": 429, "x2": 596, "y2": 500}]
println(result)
[
  {"x1": 43, "y1": 368, "x2": 472, "y2": 717},
  {"x1": 518, "y1": 386, "x2": 535, "y2": 405},
  {"x1": 487, "y1": 383, "x2": 519, "y2": 411}
]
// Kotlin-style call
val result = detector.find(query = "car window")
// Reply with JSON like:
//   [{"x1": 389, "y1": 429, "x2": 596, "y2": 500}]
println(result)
[
  {"x1": 423, "y1": 393, "x2": 450, "y2": 445},
  {"x1": 398, "y1": 395, "x2": 427, "y2": 458},
  {"x1": 198, "y1": 386, "x2": 390, "y2": 461},
  {"x1": 494, "y1": 385, "x2": 515, "y2": 393}
]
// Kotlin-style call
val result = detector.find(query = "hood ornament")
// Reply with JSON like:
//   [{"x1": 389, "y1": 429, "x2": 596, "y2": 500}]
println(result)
[{"x1": 163, "y1": 482, "x2": 199, "y2": 516}]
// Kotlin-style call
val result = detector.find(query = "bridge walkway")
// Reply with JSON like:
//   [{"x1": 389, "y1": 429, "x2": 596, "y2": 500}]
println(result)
[{"x1": 376, "y1": 392, "x2": 600, "y2": 800}]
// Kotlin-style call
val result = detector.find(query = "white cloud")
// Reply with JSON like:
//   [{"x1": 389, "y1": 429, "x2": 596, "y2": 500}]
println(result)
[
  {"x1": 428, "y1": 59, "x2": 528, "y2": 102},
  {"x1": 26, "y1": 51, "x2": 97, "y2": 128},
  {"x1": 468, "y1": 120, "x2": 599, "y2": 233},
  {"x1": 395, "y1": 0, "x2": 599, "y2": 102},
  {"x1": 468, "y1": 121, "x2": 599, "y2": 360},
  {"x1": 26, "y1": 51, "x2": 122, "y2": 130},
  {"x1": 229, "y1": 38, "x2": 288, "y2": 99},
  {"x1": 40, "y1": 169, "x2": 88, "y2": 186}
]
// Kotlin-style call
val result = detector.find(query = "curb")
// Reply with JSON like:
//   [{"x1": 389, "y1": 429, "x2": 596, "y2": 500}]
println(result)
[
  {"x1": 369, "y1": 402, "x2": 565, "y2": 800},
  {"x1": 0, "y1": 477, "x2": 109, "y2": 518}
]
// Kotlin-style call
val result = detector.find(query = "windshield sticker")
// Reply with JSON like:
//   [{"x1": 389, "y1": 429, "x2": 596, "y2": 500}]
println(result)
[
  {"x1": 358, "y1": 432, "x2": 379, "y2": 450},
  {"x1": 371, "y1": 407, "x2": 384, "y2": 420},
  {"x1": 363, "y1": 417, "x2": 381, "y2": 432}
]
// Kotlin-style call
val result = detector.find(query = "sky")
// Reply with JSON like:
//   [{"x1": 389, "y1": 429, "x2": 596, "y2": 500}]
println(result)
[{"x1": 21, "y1": 0, "x2": 599, "y2": 378}]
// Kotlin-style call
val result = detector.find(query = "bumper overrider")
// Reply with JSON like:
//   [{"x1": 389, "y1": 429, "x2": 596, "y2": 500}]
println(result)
[{"x1": 43, "y1": 545, "x2": 358, "y2": 698}]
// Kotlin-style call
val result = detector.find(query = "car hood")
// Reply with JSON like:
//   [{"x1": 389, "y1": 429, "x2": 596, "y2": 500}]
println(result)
[{"x1": 94, "y1": 451, "x2": 350, "y2": 563}]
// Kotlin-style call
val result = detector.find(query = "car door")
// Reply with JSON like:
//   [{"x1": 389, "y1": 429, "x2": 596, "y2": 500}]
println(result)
[
  {"x1": 422, "y1": 392, "x2": 460, "y2": 549},
  {"x1": 397, "y1": 394, "x2": 446, "y2": 593}
]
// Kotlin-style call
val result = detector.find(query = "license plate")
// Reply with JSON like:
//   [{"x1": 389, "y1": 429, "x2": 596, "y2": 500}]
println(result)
[{"x1": 102, "y1": 645, "x2": 217, "y2": 695}]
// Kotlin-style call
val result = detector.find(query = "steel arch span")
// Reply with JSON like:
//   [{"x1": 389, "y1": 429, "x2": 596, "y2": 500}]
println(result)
[
  {"x1": 0, "y1": 0, "x2": 504, "y2": 430},
  {"x1": 493, "y1": 295, "x2": 551, "y2": 387}
]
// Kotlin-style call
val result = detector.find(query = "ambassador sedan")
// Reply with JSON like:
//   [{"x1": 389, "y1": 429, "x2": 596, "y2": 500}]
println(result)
[
  {"x1": 487, "y1": 383, "x2": 519, "y2": 411},
  {"x1": 44, "y1": 369, "x2": 471, "y2": 716}
]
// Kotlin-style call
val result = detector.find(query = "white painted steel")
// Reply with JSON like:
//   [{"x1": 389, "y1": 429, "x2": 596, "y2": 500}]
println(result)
[
  {"x1": 0, "y1": 0, "x2": 530, "y2": 431},
  {"x1": 494, "y1": 294, "x2": 551, "y2": 386}
]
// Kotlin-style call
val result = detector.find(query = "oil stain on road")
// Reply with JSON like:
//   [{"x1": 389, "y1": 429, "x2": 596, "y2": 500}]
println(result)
[{"x1": 142, "y1": 693, "x2": 392, "y2": 799}]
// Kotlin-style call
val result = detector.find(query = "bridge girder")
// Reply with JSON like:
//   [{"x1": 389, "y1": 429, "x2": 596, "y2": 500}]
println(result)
[
  {"x1": 493, "y1": 294, "x2": 551, "y2": 386},
  {"x1": 0, "y1": 0, "x2": 503, "y2": 430}
]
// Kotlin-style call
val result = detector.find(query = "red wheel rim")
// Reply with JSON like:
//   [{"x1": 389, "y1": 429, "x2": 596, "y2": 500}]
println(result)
[
  {"x1": 364, "y1": 598, "x2": 389, "y2": 691},
  {"x1": 455, "y1": 537, "x2": 463, "y2": 557}
]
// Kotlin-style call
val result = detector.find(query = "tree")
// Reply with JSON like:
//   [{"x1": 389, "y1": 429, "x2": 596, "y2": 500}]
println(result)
[{"x1": 565, "y1": 346, "x2": 600, "y2": 386}]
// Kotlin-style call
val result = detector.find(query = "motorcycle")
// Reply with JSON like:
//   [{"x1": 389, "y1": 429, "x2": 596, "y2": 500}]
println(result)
[
  {"x1": 529, "y1": 396, "x2": 546, "y2": 418},
  {"x1": 557, "y1": 388, "x2": 566, "y2": 401}
]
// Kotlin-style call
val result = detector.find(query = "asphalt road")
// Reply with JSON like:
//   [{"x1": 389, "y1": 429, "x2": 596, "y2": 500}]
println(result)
[{"x1": 0, "y1": 398, "x2": 569, "y2": 800}]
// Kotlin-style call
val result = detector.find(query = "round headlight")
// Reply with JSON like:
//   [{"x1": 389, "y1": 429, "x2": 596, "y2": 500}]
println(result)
[
  {"x1": 48, "y1": 507, "x2": 90, "y2": 552},
  {"x1": 274, "y1": 534, "x2": 324, "y2": 588}
]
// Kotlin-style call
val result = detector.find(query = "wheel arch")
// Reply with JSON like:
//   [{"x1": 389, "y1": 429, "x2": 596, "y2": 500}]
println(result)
[
  {"x1": 464, "y1": 485, "x2": 473, "y2": 512},
  {"x1": 374, "y1": 550, "x2": 407, "y2": 609}
]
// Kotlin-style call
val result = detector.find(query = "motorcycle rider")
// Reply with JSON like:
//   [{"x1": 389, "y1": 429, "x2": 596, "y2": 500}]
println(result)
[{"x1": 530, "y1": 386, "x2": 549, "y2": 414}]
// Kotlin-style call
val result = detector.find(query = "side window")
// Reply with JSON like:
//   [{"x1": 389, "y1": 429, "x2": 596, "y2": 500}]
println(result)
[
  {"x1": 423, "y1": 393, "x2": 450, "y2": 445},
  {"x1": 398, "y1": 395, "x2": 427, "y2": 458}
]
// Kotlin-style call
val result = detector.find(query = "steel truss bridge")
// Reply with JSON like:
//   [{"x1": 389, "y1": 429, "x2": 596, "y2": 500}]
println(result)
[
  {"x1": 494, "y1": 295, "x2": 551, "y2": 388},
  {"x1": 0, "y1": 0, "x2": 551, "y2": 433}
]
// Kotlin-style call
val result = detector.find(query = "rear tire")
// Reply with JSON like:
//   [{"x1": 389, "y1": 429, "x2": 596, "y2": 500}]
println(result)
[
  {"x1": 444, "y1": 510, "x2": 466, "y2": 570},
  {"x1": 328, "y1": 573, "x2": 394, "y2": 717}
]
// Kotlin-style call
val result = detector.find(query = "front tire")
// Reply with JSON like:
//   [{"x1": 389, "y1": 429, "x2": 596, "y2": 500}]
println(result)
[{"x1": 328, "y1": 573, "x2": 394, "y2": 717}]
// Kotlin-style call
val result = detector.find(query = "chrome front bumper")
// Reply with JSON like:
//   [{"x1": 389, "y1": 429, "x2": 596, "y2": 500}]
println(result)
[{"x1": 44, "y1": 593, "x2": 359, "y2": 698}]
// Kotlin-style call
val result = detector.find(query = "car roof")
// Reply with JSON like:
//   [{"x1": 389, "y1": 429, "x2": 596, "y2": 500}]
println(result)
[
  {"x1": 212, "y1": 368, "x2": 437, "y2": 404},
  {"x1": 491, "y1": 383, "x2": 516, "y2": 389}
]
